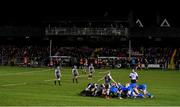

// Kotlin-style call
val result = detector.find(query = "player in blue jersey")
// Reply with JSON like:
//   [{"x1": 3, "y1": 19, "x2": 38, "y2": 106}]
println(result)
[
  {"x1": 117, "y1": 83, "x2": 144, "y2": 99},
  {"x1": 117, "y1": 83, "x2": 132, "y2": 99},
  {"x1": 137, "y1": 84, "x2": 153, "y2": 98},
  {"x1": 109, "y1": 83, "x2": 119, "y2": 97}
]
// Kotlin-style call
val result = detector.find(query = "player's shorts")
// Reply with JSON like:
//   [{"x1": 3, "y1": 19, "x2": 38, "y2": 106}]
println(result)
[
  {"x1": 73, "y1": 74, "x2": 78, "y2": 78},
  {"x1": 56, "y1": 74, "x2": 61, "y2": 80},
  {"x1": 131, "y1": 80, "x2": 137, "y2": 83}
]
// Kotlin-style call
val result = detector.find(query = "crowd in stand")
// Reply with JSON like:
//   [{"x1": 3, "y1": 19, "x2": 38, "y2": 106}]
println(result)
[{"x1": 0, "y1": 45, "x2": 179, "y2": 69}]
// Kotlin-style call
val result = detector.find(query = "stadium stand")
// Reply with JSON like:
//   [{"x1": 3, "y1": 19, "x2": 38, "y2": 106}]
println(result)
[{"x1": 0, "y1": 15, "x2": 179, "y2": 70}]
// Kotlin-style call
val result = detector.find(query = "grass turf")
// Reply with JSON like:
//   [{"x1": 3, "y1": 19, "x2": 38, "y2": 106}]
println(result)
[{"x1": 0, "y1": 66, "x2": 180, "y2": 106}]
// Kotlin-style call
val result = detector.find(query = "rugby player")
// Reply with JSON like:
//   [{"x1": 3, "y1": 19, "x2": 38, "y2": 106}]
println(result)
[
  {"x1": 72, "y1": 65, "x2": 79, "y2": 83},
  {"x1": 53, "y1": 58, "x2": 62, "y2": 86}
]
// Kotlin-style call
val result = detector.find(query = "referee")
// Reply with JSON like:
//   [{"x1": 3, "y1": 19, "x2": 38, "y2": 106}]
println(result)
[{"x1": 129, "y1": 69, "x2": 138, "y2": 83}]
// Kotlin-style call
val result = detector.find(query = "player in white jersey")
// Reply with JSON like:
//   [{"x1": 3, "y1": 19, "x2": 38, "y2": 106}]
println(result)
[
  {"x1": 88, "y1": 63, "x2": 95, "y2": 79},
  {"x1": 129, "y1": 69, "x2": 138, "y2": 83},
  {"x1": 83, "y1": 59, "x2": 88, "y2": 74},
  {"x1": 72, "y1": 65, "x2": 79, "y2": 83},
  {"x1": 54, "y1": 64, "x2": 62, "y2": 86},
  {"x1": 129, "y1": 69, "x2": 138, "y2": 89},
  {"x1": 53, "y1": 58, "x2": 62, "y2": 86}
]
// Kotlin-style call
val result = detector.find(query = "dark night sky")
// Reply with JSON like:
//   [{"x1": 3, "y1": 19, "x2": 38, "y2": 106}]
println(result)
[{"x1": 0, "y1": 1, "x2": 179, "y2": 27}]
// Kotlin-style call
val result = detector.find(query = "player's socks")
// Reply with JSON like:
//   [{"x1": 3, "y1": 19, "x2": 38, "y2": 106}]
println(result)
[
  {"x1": 129, "y1": 93, "x2": 136, "y2": 98},
  {"x1": 76, "y1": 79, "x2": 78, "y2": 83},
  {"x1": 118, "y1": 94, "x2": 123, "y2": 99},
  {"x1": 58, "y1": 81, "x2": 61, "y2": 85},
  {"x1": 54, "y1": 81, "x2": 56, "y2": 85},
  {"x1": 147, "y1": 93, "x2": 153, "y2": 98},
  {"x1": 137, "y1": 93, "x2": 144, "y2": 98},
  {"x1": 73, "y1": 79, "x2": 74, "y2": 83}
]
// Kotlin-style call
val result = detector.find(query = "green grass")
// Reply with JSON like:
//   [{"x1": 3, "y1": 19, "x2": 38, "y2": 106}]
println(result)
[{"x1": 0, "y1": 66, "x2": 180, "y2": 106}]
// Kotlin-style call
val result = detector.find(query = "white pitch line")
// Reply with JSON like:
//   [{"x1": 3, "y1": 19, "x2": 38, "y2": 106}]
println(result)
[
  {"x1": 78, "y1": 75, "x2": 102, "y2": 78},
  {"x1": 44, "y1": 79, "x2": 54, "y2": 81},
  {"x1": 1, "y1": 82, "x2": 27, "y2": 87},
  {"x1": 98, "y1": 72, "x2": 107, "y2": 74},
  {"x1": 15, "y1": 69, "x2": 51, "y2": 75},
  {"x1": 43, "y1": 75, "x2": 102, "y2": 82},
  {"x1": 0, "y1": 69, "x2": 52, "y2": 76}
]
